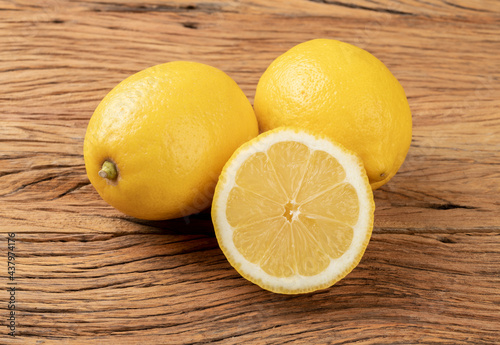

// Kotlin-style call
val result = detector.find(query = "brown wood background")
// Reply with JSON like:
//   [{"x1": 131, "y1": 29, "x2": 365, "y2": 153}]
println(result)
[{"x1": 1, "y1": 0, "x2": 499, "y2": 343}]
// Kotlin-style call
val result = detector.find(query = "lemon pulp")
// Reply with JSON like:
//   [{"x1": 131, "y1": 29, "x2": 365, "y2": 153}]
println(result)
[{"x1": 227, "y1": 141, "x2": 358, "y2": 277}]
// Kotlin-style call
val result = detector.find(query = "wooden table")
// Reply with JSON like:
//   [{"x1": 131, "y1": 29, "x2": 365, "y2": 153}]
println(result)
[{"x1": 1, "y1": 1, "x2": 499, "y2": 343}]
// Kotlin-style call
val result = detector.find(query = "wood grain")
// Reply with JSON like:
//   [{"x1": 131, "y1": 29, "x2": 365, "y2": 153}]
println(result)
[
  {"x1": 1, "y1": 232, "x2": 499, "y2": 344},
  {"x1": 1, "y1": 0, "x2": 499, "y2": 343}
]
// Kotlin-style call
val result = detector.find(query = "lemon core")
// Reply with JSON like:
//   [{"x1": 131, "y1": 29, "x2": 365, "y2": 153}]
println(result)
[{"x1": 282, "y1": 201, "x2": 299, "y2": 222}]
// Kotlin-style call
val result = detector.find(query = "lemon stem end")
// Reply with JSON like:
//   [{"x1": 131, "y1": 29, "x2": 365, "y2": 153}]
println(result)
[{"x1": 99, "y1": 160, "x2": 117, "y2": 180}]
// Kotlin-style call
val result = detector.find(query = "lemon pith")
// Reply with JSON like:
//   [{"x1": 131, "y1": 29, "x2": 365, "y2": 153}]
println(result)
[{"x1": 212, "y1": 128, "x2": 375, "y2": 294}]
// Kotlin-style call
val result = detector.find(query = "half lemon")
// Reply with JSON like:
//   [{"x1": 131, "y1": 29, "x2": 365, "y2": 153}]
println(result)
[{"x1": 212, "y1": 128, "x2": 375, "y2": 294}]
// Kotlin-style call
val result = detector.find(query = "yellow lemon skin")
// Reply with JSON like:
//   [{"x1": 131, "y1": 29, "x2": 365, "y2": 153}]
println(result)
[
  {"x1": 84, "y1": 61, "x2": 258, "y2": 220},
  {"x1": 254, "y1": 39, "x2": 412, "y2": 189}
]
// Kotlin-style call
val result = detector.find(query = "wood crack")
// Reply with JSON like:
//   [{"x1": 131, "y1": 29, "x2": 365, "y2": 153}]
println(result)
[
  {"x1": 50, "y1": 181, "x2": 91, "y2": 200},
  {"x1": 423, "y1": 203, "x2": 478, "y2": 210},
  {"x1": 88, "y1": 1, "x2": 225, "y2": 14},
  {"x1": 442, "y1": 1, "x2": 490, "y2": 13},
  {"x1": 0, "y1": 164, "x2": 84, "y2": 178},
  {"x1": 307, "y1": 0, "x2": 415, "y2": 16}
]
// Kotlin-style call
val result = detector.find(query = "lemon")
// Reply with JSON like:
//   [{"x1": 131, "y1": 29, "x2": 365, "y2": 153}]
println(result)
[
  {"x1": 84, "y1": 61, "x2": 258, "y2": 220},
  {"x1": 212, "y1": 127, "x2": 375, "y2": 294},
  {"x1": 254, "y1": 39, "x2": 412, "y2": 189}
]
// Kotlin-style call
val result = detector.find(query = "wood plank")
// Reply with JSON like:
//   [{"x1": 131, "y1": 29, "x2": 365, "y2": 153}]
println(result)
[
  {"x1": 1, "y1": 0, "x2": 499, "y2": 343},
  {"x1": 1, "y1": 0, "x2": 499, "y2": 211},
  {"x1": 1, "y1": 0, "x2": 499, "y2": 117},
  {"x1": 0, "y1": 232, "x2": 498, "y2": 343}
]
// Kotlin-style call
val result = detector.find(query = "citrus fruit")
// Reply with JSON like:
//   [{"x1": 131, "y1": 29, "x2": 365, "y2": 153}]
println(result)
[
  {"x1": 84, "y1": 61, "x2": 258, "y2": 220},
  {"x1": 212, "y1": 127, "x2": 375, "y2": 294},
  {"x1": 254, "y1": 38, "x2": 412, "y2": 189}
]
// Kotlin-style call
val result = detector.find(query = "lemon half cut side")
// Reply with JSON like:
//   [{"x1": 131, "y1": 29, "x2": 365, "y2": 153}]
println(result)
[{"x1": 212, "y1": 128, "x2": 375, "y2": 294}]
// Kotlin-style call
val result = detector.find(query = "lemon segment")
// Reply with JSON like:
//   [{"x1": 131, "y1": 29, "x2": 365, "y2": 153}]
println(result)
[
  {"x1": 297, "y1": 215, "x2": 353, "y2": 260},
  {"x1": 260, "y1": 222, "x2": 297, "y2": 278},
  {"x1": 226, "y1": 186, "x2": 282, "y2": 227},
  {"x1": 233, "y1": 217, "x2": 287, "y2": 265},
  {"x1": 266, "y1": 141, "x2": 311, "y2": 199},
  {"x1": 212, "y1": 127, "x2": 375, "y2": 294},
  {"x1": 295, "y1": 150, "x2": 346, "y2": 203},
  {"x1": 234, "y1": 152, "x2": 288, "y2": 204},
  {"x1": 300, "y1": 183, "x2": 359, "y2": 226}
]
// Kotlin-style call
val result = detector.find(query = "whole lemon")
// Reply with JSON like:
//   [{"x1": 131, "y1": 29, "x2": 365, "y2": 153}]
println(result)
[
  {"x1": 254, "y1": 39, "x2": 412, "y2": 189},
  {"x1": 84, "y1": 61, "x2": 258, "y2": 220}
]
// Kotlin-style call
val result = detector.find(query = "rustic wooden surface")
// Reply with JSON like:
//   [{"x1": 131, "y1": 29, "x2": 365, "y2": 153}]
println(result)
[{"x1": 1, "y1": 0, "x2": 499, "y2": 344}]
